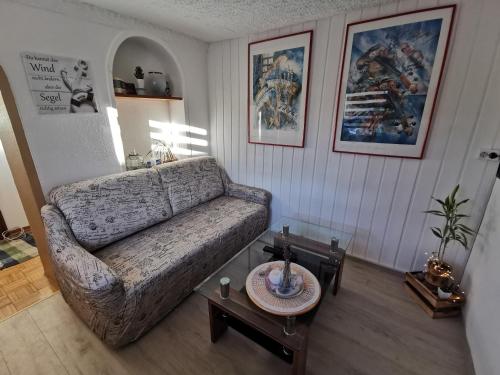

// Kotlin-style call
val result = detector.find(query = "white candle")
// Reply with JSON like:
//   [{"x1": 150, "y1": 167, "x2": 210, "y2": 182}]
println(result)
[{"x1": 268, "y1": 269, "x2": 283, "y2": 285}]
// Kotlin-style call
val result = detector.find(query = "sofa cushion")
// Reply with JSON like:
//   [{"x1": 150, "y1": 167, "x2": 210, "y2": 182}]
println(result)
[
  {"x1": 49, "y1": 169, "x2": 173, "y2": 251},
  {"x1": 96, "y1": 196, "x2": 267, "y2": 287},
  {"x1": 94, "y1": 196, "x2": 267, "y2": 344},
  {"x1": 155, "y1": 156, "x2": 225, "y2": 215}
]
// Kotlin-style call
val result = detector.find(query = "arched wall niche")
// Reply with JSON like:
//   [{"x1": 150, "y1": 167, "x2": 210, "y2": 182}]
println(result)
[
  {"x1": 113, "y1": 36, "x2": 183, "y2": 97},
  {"x1": 107, "y1": 33, "x2": 189, "y2": 167}
]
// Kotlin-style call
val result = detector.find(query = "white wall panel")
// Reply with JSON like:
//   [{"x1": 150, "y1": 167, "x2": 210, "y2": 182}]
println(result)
[
  {"x1": 0, "y1": 0, "x2": 209, "y2": 194},
  {"x1": 208, "y1": 0, "x2": 500, "y2": 272}
]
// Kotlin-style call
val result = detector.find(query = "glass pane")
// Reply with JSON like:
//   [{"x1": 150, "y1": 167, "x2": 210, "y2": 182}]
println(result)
[
  {"x1": 195, "y1": 238, "x2": 272, "y2": 299},
  {"x1": 270, "y1": 216, "x2": 353, "y2": 251}
]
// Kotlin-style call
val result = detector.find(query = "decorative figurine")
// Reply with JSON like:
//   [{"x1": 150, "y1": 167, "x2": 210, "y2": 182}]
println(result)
[
  {"x1": 264, "y1": 224, "x2": 304, "y2": 299},
  {"x1": 281, "y1": 224, "x2": 292, "y2": 289}
]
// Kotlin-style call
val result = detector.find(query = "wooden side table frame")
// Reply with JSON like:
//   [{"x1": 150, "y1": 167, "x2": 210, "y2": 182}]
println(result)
[
  {"x1": 206, "y1": 253, "x2": 344, "y2": 375},
  {"x1": 208, "y1": 288, "x2": 309, "y2": 375}
]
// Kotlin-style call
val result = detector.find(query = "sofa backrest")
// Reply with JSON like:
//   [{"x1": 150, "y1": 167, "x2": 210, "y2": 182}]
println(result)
[
  {"x1": 155, "y1": 156, "x2": 225, "y2": 215},
  {"x1": 49, "y1": 168, "x2": 173, "y2": 251}
]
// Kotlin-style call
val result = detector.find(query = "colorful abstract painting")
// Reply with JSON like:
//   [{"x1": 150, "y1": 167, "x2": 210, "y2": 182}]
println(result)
[
  {"x1": 249, "y1": 31, "x2": 312, "y2": 147},
  {"x1": 334, "y1": 6, "x2": 455, "y2": 158}
]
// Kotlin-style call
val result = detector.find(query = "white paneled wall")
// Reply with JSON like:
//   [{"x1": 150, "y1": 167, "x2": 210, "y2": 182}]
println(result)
[{"x1": 208, "y1": 0, "x2": 500, "y2": 273}]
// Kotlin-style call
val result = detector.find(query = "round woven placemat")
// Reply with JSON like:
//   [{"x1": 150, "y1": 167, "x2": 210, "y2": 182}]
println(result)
[{"x1": 245, "y1": 261, "x2": 321, "y2": 316}]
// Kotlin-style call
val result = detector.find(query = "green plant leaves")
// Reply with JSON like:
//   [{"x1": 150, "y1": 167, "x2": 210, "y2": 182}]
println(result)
[
  {"x1": 423, "y1": 210, "x2": 446, "y2": 216},
  {"x1": 451, "y1": 184, "x2": 460, "y2": 203},
  {"x1": 426, "y1": 185, "x2": 474, "y2": 254},
  {"x1": 431, "y1": 227, "x2": 443, "y2": 238}
]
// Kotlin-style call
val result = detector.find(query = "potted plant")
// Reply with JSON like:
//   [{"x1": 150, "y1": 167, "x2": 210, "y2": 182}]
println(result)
[
  {"x1": 424, "y1": 185, "x2": 475, "y2": 287},
  {"x1": 134, "y1": 66, "x2": 145, "y2": 92}
]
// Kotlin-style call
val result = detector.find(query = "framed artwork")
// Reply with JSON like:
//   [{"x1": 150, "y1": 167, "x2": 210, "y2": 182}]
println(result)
[
  {"x1": 333, "y1": 5, "x2": 455, "y2": 158},
  {"x1": 248, "y1": 31, "x2": 313, "y2": 147}
]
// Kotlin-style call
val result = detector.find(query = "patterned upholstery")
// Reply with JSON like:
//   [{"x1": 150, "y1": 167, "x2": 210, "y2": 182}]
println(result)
[
  {"x1": 155, "y1": 156, "x2": 224, "y2": 215},
  {"x1": 226, "y1": 182, "x2": 272, "y2": 207},
  {"x1": 41, "y1": 205, "x2": 126, "y2": 340},
  {"x1": 49, "y1": 168, "x2": 172, "y2": 251},
  {"x1": 41, "y1": 157, "x2": 271, "y2": 347},
  {"x1": 95, "y1": 196, "x2": 267, "y2": 346}
]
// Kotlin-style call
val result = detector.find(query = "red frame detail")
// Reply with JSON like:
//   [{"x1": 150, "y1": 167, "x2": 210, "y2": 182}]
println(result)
[
  {"x1": 332, "y1": 5, "x2": 457, "y2": 159},
  {"x1": 248, "y1": 30, "x2": 314, "y2": 148}
]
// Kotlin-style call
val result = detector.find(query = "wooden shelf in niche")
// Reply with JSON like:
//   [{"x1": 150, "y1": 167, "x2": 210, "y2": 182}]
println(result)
[{"x1": 115, "y1": 93, "x2": 183, "y2": 101}]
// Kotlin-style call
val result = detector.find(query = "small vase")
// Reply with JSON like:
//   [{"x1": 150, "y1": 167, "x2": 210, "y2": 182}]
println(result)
[
  {"x1": 146, "y1": 71, "x2": 166, "y2": 96},
  {"x1": 425, "y1": 256, "x2": 453, "y2": 288},
  {"x1": 135, "y1": 78, "x2": 144, "y2": 90}
]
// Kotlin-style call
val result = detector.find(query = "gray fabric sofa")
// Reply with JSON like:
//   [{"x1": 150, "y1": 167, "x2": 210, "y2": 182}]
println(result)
[{"x1": 41, "y1": 156, "x2": 270, "y2": 347}]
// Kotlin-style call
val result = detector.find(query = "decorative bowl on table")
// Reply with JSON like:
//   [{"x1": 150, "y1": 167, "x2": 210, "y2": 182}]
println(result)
[
  {"x1": 263, "y1": 263, "x2": 304, "y2": 299},
  {"x1": 246, "y1": 261, "x2": 321, "y2": 316}
]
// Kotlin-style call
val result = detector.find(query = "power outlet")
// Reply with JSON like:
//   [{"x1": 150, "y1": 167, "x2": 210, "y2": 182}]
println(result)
[{"x1": 478, "y1": 149, "x2": 500, "y2": 161}]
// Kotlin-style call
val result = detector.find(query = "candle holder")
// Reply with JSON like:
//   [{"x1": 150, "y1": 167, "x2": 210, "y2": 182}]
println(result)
[
  {"x1": 330, "y1": 236, "x2": 342, "y2": 264},
  {"x1": 220, "y1": 277, "x2": 230, "y2": 299},
  {"x1": 284, "y1": 315, "x2": 296, "y2": 336}
]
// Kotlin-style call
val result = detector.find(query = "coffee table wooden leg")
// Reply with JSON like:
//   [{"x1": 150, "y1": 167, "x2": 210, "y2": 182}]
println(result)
[
  {"x1": 332, "y1": 258, "x2": 345, "y2": 296},
  {"x1": 208, "y1": 301, "x2": 227, "y2": 343},
  {"x1": 292, "y1": 348, "x2": 307, "y2": 375}
]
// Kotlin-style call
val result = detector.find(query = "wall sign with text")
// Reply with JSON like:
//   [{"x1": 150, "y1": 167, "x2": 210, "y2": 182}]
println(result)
[{"x1": 21, "y1": 52, "x2": 98, "y2": 115}]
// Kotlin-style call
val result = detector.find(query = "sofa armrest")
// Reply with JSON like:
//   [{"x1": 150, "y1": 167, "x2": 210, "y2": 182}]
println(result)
[
  {"x1": 41, "y1": 205, "x2": 124, "y2": 311},
  {"x1": 226, "y1": 183, "x2": 271, "y2": 207}
]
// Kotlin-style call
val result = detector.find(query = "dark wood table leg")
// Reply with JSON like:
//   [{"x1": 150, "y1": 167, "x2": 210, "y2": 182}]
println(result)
[
  {"x1": 208, "y1": 300, "x2": 227, "y2": 343},
  {"x1": 332, "y1": 257, "x2": 345, "y2": 296},
  {"x1": 292, "y1": 347, "x2": 307, "y2": 375}
]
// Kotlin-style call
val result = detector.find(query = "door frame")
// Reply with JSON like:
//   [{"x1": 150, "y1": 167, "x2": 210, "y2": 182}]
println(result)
[{"x1": 0, "y1": 65, "x2": 55, "y2": 280}]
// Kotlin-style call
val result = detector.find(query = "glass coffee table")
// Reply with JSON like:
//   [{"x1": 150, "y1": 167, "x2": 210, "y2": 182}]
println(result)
[{"x1": 195, "y1": 217, "x2": 352, "y2": 375}]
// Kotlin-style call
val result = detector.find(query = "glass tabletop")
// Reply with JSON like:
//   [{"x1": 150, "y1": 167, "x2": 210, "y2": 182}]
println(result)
[
  {"x1": 270, "y1": 216, "x2": 353, "y2": 252},
  {"x1": 195, "y1": 236, "x2": 273, "y2": 299},
  {"x1": 195, "y1": 216, "x2": 353, "y2": 302}
]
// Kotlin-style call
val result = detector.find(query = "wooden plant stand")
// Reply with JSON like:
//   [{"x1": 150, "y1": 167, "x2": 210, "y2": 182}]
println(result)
[{"x1": 404, "y1": 272, "x2": 465, "y2": 318}]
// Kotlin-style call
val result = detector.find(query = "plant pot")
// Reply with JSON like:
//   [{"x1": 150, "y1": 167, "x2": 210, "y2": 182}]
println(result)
[
  {"x1": 425, "y1": 257, "x2": 453, "y2": 288},
  {"x1": 437, "y1": 287, "x2": 453, "y2": 300},
  {"x1": 135, "y1": 78, "x2": 145, "y2": 90}
]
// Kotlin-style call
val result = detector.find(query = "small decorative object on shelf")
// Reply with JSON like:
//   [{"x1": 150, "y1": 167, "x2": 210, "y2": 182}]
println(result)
[
  {"x1": 125, "y1": 149, "x2": 144, "y2": 170},
  {"x1": 124, "y1": 82, "x2": 137, "y2": 95},
  {"x1": 423, "y1": 185, "x2": 475, "y2": 287},
  {"x1": 145, "y1": 159, "x2": 160, "y2": 168},
  {"x1": 437, "y1": 286, "x2": 453, "y2": 300},
  {"x1": 113, "y1": 77, "x2": 126, "y2": 94},
  {"x1": 437, "y1": 276, "x2": 455, "y2": 300},
  {"x1": 220, "y1": 277, "x2": 230, "y2": 299},
  {"x1": 134, "y1": 66, "x2": 145, "y2": 94},
  {"x1": 164, "y1": 73, "x2": 171, "y2": 96},
  {"x1": 404, "y1": 271, "x2": 465, "y2": 319},
  {"x1": 146, "y1": 139, "x2": 177, "y2": 165},
  {"x1": 146, "y1": 71, "x2": 166, "y2": 96}
]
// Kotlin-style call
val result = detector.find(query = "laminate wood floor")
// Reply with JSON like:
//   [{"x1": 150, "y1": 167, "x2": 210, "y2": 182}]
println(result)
[{"x1": 0, "y1": 258, "x2": 475, "y2": 375}]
